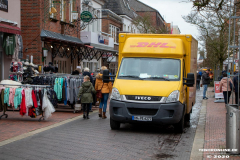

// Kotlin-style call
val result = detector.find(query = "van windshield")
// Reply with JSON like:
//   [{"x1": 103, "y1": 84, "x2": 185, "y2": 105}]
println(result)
[{"x1": 118, "y1": 58, "x2": 181, "y2": 81}]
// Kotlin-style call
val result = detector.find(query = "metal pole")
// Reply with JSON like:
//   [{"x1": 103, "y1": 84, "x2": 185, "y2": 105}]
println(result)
[{"x1": 227, "y1": 0, "x2": 232, "y2": 106}]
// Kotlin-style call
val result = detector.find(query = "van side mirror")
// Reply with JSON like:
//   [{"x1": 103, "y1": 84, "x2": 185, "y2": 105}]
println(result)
[
  {"x1": 184, "y1": 73, "x2": 195, "y2": 87},
  {"x1": 103, "y1": 69, "x2": 116, "y2": 83}
]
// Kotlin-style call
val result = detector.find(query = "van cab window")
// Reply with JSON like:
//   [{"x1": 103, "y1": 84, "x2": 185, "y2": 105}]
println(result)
[{"x1": 118, "y1": 58, "x2": 181, "y2": 81}]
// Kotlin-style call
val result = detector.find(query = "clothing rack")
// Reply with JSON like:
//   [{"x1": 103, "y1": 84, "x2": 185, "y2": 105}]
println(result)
[{"x1": 0, "y1": 84, "x2": 51, "y2": 122}]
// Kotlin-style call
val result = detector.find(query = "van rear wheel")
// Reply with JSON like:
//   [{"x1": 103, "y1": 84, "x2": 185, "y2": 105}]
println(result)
[
  {"x1": 110, "y1": 118, "x2": 120, "y2": 130},
  {"x1": 174, "y1": 115, "x2": 184, "y2": 133}
]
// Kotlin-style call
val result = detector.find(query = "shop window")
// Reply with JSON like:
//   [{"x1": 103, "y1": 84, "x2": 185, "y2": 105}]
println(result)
[
  {"x1": 69, "y1": 0, "x2": 75, "y2": 23},
  {"x1": 60, "y1": 0, "x2": 66, "y2": 22},
  {"x1": 109, "y1": 24, "x2": 120, "y2": 44}
]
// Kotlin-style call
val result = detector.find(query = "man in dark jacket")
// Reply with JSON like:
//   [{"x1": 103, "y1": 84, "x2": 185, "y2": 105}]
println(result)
[
  {"x1": 202, "y1": 69, "x2": 210, "y2": 99},
  {"x1": 233, "y1": 71, "x2": 240, "y2": 104},
  {"x1": 82, "y1": 67, "x2": 93, "y2": 84},
  {"x1": 196, "y1": 71, "x2": 201, "y2": 90},
  {"x1": 82, "y1": 67, "x2": 94, "y2": 111}
]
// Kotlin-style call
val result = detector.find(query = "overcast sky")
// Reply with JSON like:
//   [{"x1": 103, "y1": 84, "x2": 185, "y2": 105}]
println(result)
[{"x1": 138, "y1": 0, "x2": 199, "y2": 39}]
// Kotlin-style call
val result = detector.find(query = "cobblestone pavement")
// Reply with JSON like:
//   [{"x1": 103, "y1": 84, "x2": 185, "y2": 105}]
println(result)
[
  {"x1": 203, "y1": 88, "x2": 240, "y2": 160},
  {"x1": 0, "y1": 106, "x2": 98, "y2": 142},
  {"x1": 0, "y1": 91, "x2": 203, "y2": 160}
]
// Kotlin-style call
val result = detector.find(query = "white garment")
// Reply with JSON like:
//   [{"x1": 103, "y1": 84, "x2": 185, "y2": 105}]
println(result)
[
  {"x1": 42, "y1": 89, "x2": 55, "y2": 119},
  {"x1": 25, "y1": 88, "x2": 33, "y2": 108}
]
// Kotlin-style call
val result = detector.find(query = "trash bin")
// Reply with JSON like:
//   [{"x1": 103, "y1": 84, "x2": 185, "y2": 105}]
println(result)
[{"x1": 226, "y1": 105, "x2": 240, "y2": 154}]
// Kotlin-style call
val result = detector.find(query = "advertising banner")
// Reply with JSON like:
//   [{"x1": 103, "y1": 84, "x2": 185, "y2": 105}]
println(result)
[{"x1": 214, "y1": 81, "x2": 224, "y2": 99}]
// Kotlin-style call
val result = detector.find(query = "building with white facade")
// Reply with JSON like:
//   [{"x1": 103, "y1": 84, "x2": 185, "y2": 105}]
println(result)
[{"x1": 80, "y1": 0, "x2": 116, "y2": 73}]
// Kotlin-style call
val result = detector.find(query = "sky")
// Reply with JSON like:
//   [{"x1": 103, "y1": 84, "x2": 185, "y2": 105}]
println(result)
[{"x1": 138, "y1": 0, "x2": 199, "y2": 38}]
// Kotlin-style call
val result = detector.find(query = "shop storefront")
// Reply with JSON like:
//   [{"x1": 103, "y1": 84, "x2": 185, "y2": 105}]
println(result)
[
  {"x1": 80, "y1": 31, "x2": 117, "y2": 73},
  {"x1": 0, "y1": 22, "x2": 22, "y2": 81}
]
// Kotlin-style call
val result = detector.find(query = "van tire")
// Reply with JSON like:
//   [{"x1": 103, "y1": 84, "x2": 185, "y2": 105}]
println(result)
[
  {"x1": 110, "y1": 118, "x2": 120, "y2": 130},
  {"x1": 185, "y1": 113, "x2": 191, "y2": 127},
  {"x1": 174, "y1": 115, "x2": 184, "y2": 133}
]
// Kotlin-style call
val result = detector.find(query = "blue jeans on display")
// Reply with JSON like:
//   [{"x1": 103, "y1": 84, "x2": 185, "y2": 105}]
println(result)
[
  {"x1": 99, "y1": 93, "x2": 109, "y2": 112},
  {"x1": 203, "y1": 84, "x2": 208, "y2": 98}
]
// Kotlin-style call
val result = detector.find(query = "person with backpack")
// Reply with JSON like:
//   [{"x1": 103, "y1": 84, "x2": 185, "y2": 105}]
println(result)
[
  {"x1": 95, "y1": 66, "x2": 112, "y2": 119},
  {"x1": 220, "y1": 73, "x2": 233, "y2": 106},
  {"x1": 233, "y1": 71, "x2": 240, "y2": 104},
  {"x1": 78, "y1": 75, "x2": 96, "y2": 119}
]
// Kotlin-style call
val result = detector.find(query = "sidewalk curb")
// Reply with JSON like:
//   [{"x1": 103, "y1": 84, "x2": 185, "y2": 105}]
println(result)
[
  {"x1": 190, "y1": 100, "x2": 207, "y2": 160},
  {"x1": 0, "y1": 109, "x2": 99, "y2": 147}
]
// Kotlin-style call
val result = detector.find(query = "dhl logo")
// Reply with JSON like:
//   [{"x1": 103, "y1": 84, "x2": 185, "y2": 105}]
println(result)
[{"x1": 130, "y1": 42, "x2": 176, "y2": 48}]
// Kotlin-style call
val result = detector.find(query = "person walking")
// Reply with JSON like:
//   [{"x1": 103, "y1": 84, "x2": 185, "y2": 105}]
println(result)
[
  {"x1": 233, "y1": 71, "x2": 240, "y2": 105},
  {"x1": 196, "y1": 71, "x2": 201, "y2": 90},
  {"x1": 82, "y1": 67, "x2": 94, "y2": 112},
  {"x1": 202, "y1": 69, "x2": 210, "y2": 99},
  {"x1": 78, "y1": 76, "x2": 96, "y2": 119},
  {"x1": 95, "y1": 66, "x2": 112, "y2": 119},
  {"x1": 220, "y1": 73, "x2": 233, "y2": 106}
]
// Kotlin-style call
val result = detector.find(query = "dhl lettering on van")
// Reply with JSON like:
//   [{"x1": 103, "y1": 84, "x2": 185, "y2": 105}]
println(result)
[{"x1": 130, "y1": 42, "x2": 176, "y2": 48}]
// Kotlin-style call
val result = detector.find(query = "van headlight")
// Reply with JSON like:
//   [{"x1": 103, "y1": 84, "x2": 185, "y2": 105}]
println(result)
[
  {"x1": 166, "y1": 90, "x2": 179, "y2": 103},
  {"x1": 110, "y1": 88, "x2": 121, "y2": 100}
]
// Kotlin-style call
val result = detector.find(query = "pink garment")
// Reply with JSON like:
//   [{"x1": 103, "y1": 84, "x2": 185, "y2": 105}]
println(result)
[
  {"x1": 220, "y1": 77, "x2": 233, "y2": 92},
  {"x1": 9, "y1": 88, "x2": 16, "y2": 107}
]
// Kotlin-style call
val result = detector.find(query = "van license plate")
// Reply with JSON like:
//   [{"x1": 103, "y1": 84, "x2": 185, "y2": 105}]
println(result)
[{"x1": 132, "y1": 116, "x2": 152, "y2": 121}]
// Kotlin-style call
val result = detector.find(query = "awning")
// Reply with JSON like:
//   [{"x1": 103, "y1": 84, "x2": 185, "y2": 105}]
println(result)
[
  {"x1": 85, "y1": 43, "x2": 118, "y2": 53},
  {"x1": 0, "y1": 23, "x2": 21, "y2": 35},
  {"x1": 40, "y1": 29, "x2": 83, "y2": 44}
]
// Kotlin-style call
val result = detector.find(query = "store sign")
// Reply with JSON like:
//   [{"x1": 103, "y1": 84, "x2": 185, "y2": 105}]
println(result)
[
  {"x1": 72, "y1": 12, "x2": 78, "y2": 20},
  {"x1": 0, "y1": 0, "x2": 8, "y2": 12},
  {"x1": 98, "y1": 34, "x2": 109, "y2": 45},
  {"x1": 80, "y1": 11, "x2": 92, "y2": 23}
]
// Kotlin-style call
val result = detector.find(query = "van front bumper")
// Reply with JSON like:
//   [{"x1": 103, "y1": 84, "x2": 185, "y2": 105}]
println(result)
[{"x1": 109, "y1": 100, "x2": 184, "y2": 124}]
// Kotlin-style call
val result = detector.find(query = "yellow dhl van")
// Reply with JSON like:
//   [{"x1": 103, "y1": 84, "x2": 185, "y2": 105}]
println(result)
[{"x1": 105, "y1": 34, "x2": 198, "y2": 133}]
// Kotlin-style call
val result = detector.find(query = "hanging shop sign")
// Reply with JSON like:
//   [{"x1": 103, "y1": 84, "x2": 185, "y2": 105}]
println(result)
[
  {"x1": 0, "y1": 0, "x2": 8, "y2": 12},
  {"x1": 80, "y1": 11, "x2": 92, "y2": 23},
  {"x1": 72, "y1": 11, "x2": 78, "y2": 20},
  {"x1": 98, "y1": 34, "x2": 109, "y2": 45}
]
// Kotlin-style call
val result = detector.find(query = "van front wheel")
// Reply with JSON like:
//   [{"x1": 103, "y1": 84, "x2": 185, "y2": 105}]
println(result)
[
  {"x1": 110, "y1": 118, "x2": 120, "y2": 130},
  {"x1": 174, "y1": 115, "x2": 184, "y2": 133}
]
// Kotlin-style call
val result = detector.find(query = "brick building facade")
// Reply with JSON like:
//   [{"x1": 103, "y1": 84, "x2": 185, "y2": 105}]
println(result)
[
  {"x1": 21, "y1": 0, "x2": 82, "y2": 72},
  {"x1": 129, "y1": 0, "x2": 166, "y2": 31}
]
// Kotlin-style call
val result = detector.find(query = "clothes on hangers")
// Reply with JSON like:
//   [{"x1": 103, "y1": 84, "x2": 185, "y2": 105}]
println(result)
[
  {"x1": 9, "y1": 88, "x2": 16, "y2": 107},
  {"x1": 64, "y1": 79, "x2": 67, "y2": 105},
  {"x1": 14, "y1": 88, "x2": 23, "y2": 109},
  {"x1": 20, "y1": 89, "x2": 26, "y2": 116},
  {"x1": 4, "y1": 88, "x2": 10, "y2": 106},
  {"x1": 42, "y1": 89, "x2": 55, "y2": 119},
  {"x1": 0, "y1": 87, "x2": 6, "y2": 112}
]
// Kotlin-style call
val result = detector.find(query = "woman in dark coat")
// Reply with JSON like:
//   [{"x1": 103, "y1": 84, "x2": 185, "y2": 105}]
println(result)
[
  {"x1": 82, "y1": 67, "x2": 94, "y2": 111},
  {"x1": 78, "y1": 76, "x2": 96, "y2": 119}
]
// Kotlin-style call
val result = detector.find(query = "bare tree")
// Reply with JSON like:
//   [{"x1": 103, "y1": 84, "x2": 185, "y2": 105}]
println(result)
[
  {"x1": 132, "y1": 13, "x2": 170, "y2": 34},
  {"x1": 183, "y1": 0, "x2": 234, "y2": 70}
]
